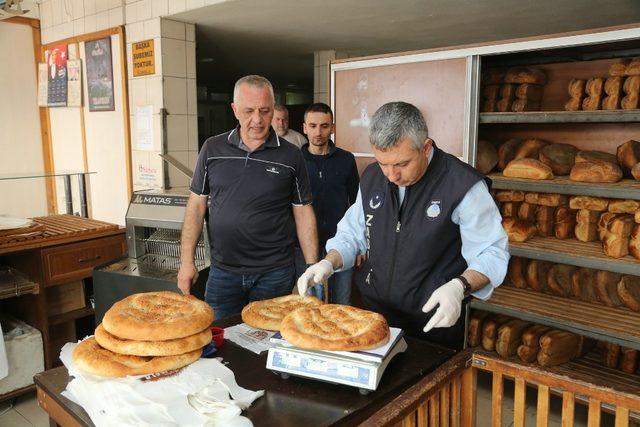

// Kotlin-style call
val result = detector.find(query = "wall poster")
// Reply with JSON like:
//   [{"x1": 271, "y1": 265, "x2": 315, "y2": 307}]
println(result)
[
  {"x1": 37, "y1": 63, "x2": 48, "y2": 107},
  {"x1": 45, "y1": 44, "x2": 67, "y2": 107},
  {"x1": 66, "y1": 59, "x2": 82, "y2": 107},
  {"x1": 84, "y1": 37, "x2": 115, "y2": 111}
]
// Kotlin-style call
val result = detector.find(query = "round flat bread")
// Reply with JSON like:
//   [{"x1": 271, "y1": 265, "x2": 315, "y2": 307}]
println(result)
[
  {"x1": 72, "y1": 337, "x2": 201, "y2": 377},
  {"x1": 94, "y1": 323, "x2": 212, "y2": 356},
  {"x1": 281, "y1": 304, "x2": 390, "y2": 351},
  {"x1": 102, "y1": 292, "x2": 213, "y2": 341},
  {"x1": 241, "y1": 295, "x2": 323, "y2": 331}
]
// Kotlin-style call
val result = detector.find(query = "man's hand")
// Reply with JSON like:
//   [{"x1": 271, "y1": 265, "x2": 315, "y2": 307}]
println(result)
[
  {"x1": 422, "y1": 278, "x2": 465, "y2": 333},
  {"x1": 177, "y1": 262, "x2": 199, "y2": 295},
  {"x1": 297, "y1": 260, "x2": 334, "y2": 296}
]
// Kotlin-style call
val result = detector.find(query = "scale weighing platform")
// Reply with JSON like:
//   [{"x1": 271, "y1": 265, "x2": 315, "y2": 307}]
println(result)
[{"x1": 266, "y1": 328, "x2": 407, "y2": 394}]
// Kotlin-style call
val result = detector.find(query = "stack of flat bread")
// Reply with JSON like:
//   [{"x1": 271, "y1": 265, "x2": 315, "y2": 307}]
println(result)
[
  {"x1": 72, "y1": 292, "x2": 213, "y2": 377},
  {"x1": 241, "y1": 294, "x2": 323, "y2": 331}
]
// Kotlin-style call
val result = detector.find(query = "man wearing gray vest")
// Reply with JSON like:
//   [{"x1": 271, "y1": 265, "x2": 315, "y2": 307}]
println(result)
[{"x1": 297, "y1": 101, "x2": 509, "y2": 350}]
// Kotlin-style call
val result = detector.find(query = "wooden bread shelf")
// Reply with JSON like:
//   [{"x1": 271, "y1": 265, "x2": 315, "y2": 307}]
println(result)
[
  {"x1": 48, "y1": 306, "x2": 94, "y2": 326},
  {"x1": 508, "y1": 236, "x2": 640, "y2": 275},
  {"x1": 489, "y1": 173, "x2": 640, "y2": 200},
  {"x1": 470, "y1": 287, "x2": 640, "y2": 350},
  {"x1": 479, "y1": 110, "x2": 640, "y2": 124},
  {"x1": 472, "y1": 349, "x2": 640, "y2": 419}
]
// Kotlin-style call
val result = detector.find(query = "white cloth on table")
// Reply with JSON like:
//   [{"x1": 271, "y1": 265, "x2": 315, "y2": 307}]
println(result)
[{"x1": 60, "y1": 341, "x2": 263, "y2": 427}]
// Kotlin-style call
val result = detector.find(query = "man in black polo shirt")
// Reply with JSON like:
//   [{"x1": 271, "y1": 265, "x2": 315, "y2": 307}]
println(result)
[{"x1": 178, "y1": 75, "x2": 319, "y2": 320}]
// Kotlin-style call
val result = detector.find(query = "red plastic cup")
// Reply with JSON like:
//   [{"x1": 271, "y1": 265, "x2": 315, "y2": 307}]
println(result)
[{"x1": 211, "y1": 327, "x2": 225, "y2": 348}]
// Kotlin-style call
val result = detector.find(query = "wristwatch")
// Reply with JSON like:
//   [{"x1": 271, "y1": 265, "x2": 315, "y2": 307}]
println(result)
[{"x1": 456, "y1": 275, "x2": 472, "y2": 297}]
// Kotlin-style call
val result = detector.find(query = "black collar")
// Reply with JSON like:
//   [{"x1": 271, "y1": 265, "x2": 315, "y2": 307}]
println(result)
[{"x1": 226, "y1": 125, "x2": 281, "y2": 152}]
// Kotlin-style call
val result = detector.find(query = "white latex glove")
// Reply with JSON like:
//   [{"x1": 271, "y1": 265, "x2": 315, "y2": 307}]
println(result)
[
  {"x1": 422, "y1": 278, "x2": 465, "y2": 333},
  {"x1": 297, "y1": 260, "x2": 334, "y2": 296}
]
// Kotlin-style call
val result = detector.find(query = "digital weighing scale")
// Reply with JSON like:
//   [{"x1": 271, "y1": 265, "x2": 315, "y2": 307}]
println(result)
[{"x1": 266, "y1": 328, "x2": 407, "y2": 394}]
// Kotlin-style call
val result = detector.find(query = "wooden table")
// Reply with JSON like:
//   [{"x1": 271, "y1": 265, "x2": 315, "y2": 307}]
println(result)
[{"x1": 34, "y1": 316, "x2": 455, "y2": 426}]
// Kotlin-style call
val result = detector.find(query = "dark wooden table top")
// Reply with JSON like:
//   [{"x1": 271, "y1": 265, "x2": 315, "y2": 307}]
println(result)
[{"x1": 34, "y1": 316, "x2": 454, "y2": 426}]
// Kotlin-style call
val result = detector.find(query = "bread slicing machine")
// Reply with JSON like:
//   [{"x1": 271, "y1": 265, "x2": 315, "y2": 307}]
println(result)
[{"x1": 266, "y1": 328, "x2": 407, "y2": 394}]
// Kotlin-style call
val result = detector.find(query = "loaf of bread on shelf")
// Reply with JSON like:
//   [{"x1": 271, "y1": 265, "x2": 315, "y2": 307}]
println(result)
[
  {"x1": 518, "y1": 202, "x2": 537, "y2": 222},
  {"x1": 576, "y1": 208, "x2": 602, "y2": 224},
  {"x1": 525, "y1": 192, "x2": 567, "y2": 207},
  {"x1": 569, "y1": 160, "x2": 623, "y2": 183},
  {"x1": 564, "y1": 97, "x2": 582, "y2": 112},
  {"x1": 481, "y1": 98, "x2": 497, "y2": 113},
  {"x1": 536, "y1": 219, "x2": 554, "y2": 237},
  {"x1": 605, "y1": 213, "x2": 634, "y2": 236},
  {"x1": 630, "y1": 224, "x2": 640, "y2": 260},
  {"x1": 554, "y1": 207, "x2": 576, "y2": 239},
  {"x1": 608, "y1": 199, "x2": 640, "y2": 214},
  {"x1": 495, "y1": 190, "x2": 525, "y2": 202},
  {"x1": 467, "y1": 311, "x2": 488, "y2": 347},
  {"x1": 507, "y1": 256, "x2": 528, "y2": 289},
  {"x1": 514, "y1": 138, "x2": 549, "y2": 160},
  {"x1": 512, "y1": 99, "x2": 541, "y2": 112},
  {"x1": 575, "y1": 209, "x2": 600, "y2": 242},
  {"x1": 624, "y1": 75, "x2": 640, "y2": 92},
  {"x1": 619, "y1": 348, "x2": 639, "y2": 374},
  {"x1": 604, "y1": 342, "x2": 621, "y2": 368},
  {"x1": 504, "y1": 67, "x2": 547, "y2": 85},
  {"x1": 585, "y1": 77, "x2": 605, "y2": 97},
  {"x1": 504, "y1": 159, "x2": 554, "y2": 180},
  {"x1": 602, "y1": 94, "x2": 621, "y2": 110},
  {"x1": 482, "y1": 84, "x2": 501, "y2": 100},
  {"x1": 595, "y1": 270, "x2": 623, "y2": 307},
  {"x1": 515, "y1": 83, "x2": 544, "y2": 101},
  {"x1": 569, "y1": 196, "x2": 610, "y2": 211},
  {"x1": 571, "y1": 268, "x2": 599, "y2": 302},
  {"x1": 625, "y1": 58, "x2": 640, "y2": 76},
  {"x1": 539, "y1": 143, "x2": 578, "y2": 176},
  {"x1": 482, "y1": 69, "x2": 506, "y2": 85},
  {"x1": 500, "y1": 83, "x2": 517, "y2": 100},
  {"x1": 616, "y1": 140, "x2": 640, "y2": 177},
  {"x1": 567, "y1": 78, "x2": 586, "y2": 97},
  {"x1": 497, "y1": 139, "x2": 522, "y2": 171},
  {"x1": 621, "y1": 93, "x2": 639, "y2": 110},
  {"x1": 547, "y1": 264, "x2": 578, "y2": 297},
  {"x1": 605, "y1": 76, "x2": 625, "y2": 95},
  {"x1": 535, "y1": 205, "x2": 556, "y2": 223},
  {"x1": 496, "y1": 97, "x2": 513, "y2": 113},
  {"x1": 617, "y1": 275, "x2": 640, "y2": 312},
  {"x1": 582, "y1": 95, "x2": 602, "y2": 111},
  {"x1": 481, "y1": 315, "x2": 511, "y2": 351},
  {"x1": 598, "y1": 212, "x2": 619, "y2": 241},
  {"x1": 500, "y1": 202, "x2": 521, "y2": 218},
  {"x1": 526, "y1": 260, "x2": 552, "y2": 292},
  {"x1": 575, "y1": 150, "x2": 619, "y2": 165},
  {"x1": 537, "y1": 330, "x2": 583, "y2": 367},
  {"x1": 517, "y1": 325, "x2": 551, "y2": 363},
  {"x1": 609, "y1": 60, "x2": 630, "y2": 77},
  {"x1": 631, "y1": 163, "x2": 640, "y2": 181},
  {"x1": 502, "y1": 218, "x2": 537, "y2": 242},
  {"x1": 496, "y1": 319, "x2": 531, "y2": 357},
  {"x1": 476, "y1": 140, "x2": 499, "y2": 174},
  {"x1": 602, "y1": 214, "x2": 634, "y2": 258}
]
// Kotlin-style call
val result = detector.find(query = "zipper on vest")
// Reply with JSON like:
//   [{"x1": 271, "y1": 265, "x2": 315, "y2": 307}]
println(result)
[
  {"x1": 319, "y1": 171, "x2": 322, "y2": 179},
  {"x1": 244, "y1": 151, "x2": 250, "y2": 166},
  {"x1": 387, "y1": 188, "x2": 407, "y2": 300},
  {"x1": 396, "y1": 221, "x2": 401, "y2": 232}
]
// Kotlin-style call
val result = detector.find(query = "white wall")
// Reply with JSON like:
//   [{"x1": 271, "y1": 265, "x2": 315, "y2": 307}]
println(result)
[{"x1": 0, "y1": 22, "x2": 48, "y2": 218}]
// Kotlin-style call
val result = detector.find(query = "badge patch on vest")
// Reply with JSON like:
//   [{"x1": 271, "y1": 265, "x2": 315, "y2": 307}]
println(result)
[
  {"x1": 369, "y1": 191, "x2": 385, "y2": 210},
  {"x1": 426, "y1": 200, "x2": 441, "y2": 220},
  {"x1": 265, "y1": 166, "x2": 280, "y2": 174}
]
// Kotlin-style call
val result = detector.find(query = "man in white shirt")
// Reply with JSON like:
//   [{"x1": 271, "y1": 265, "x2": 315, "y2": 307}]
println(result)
[{"x1": 272, "y1": 104, "x2": 308, "y2": 148}]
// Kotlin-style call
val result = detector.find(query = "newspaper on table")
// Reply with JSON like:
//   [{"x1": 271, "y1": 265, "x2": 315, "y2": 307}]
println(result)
[{"x1": 224, "y1": 323, "x2": 277, "y2": 354}]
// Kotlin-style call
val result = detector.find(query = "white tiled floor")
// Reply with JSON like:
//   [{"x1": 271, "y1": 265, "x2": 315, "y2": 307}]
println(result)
[{"x1": 0, "y1": 392, "x2": 48, "y2": 427}]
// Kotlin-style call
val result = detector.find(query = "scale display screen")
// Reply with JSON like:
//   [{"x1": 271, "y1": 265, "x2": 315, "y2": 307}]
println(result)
[{"x1": 270, "y1": 349, "x2": 371, "y2": 386}]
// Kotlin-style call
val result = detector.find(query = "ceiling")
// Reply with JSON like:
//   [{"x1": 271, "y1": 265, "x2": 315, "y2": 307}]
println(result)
[{"x1": 174, "y1": 0, "x2": 640, "y2": 91}]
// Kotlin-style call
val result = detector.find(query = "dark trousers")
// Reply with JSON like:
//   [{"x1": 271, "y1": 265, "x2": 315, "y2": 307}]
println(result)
[{"x1": 204, "y1": 264, "x2": 295, "y2": 320}]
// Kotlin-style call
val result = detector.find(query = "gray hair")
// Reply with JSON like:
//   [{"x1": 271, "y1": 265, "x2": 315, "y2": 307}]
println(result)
[
  {"x1": 233, "y1": 75, "x2": 275, "y2": 104},
  {"x1": 369, "y1": 102, "x2": 429, "y2": 150},
  {"x1": 274, "y1": 104, "x2": 288, "y2": 113}
]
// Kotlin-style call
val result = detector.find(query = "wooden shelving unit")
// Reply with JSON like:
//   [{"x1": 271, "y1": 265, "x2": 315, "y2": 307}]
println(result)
[
  {"x1": 48, "y1": 306, "x2": 95, "y2": 326},
  {"x1": 508, "y1": 236, "x2": 640, "y2": 276},
  {"x1": 480, "y1": 110, "x2": 640, "y2": 124},
  {"x1": 489, "y1": 173, "x2": 640, "y2": 199},
  {"x1": 470, "y1": 287, "x2": 640, "y2": 350}
]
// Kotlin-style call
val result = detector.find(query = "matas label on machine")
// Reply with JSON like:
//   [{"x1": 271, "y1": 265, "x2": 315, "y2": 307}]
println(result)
[{"x1": 132, "y1": 195, "x2": 188, "y2": 206}]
